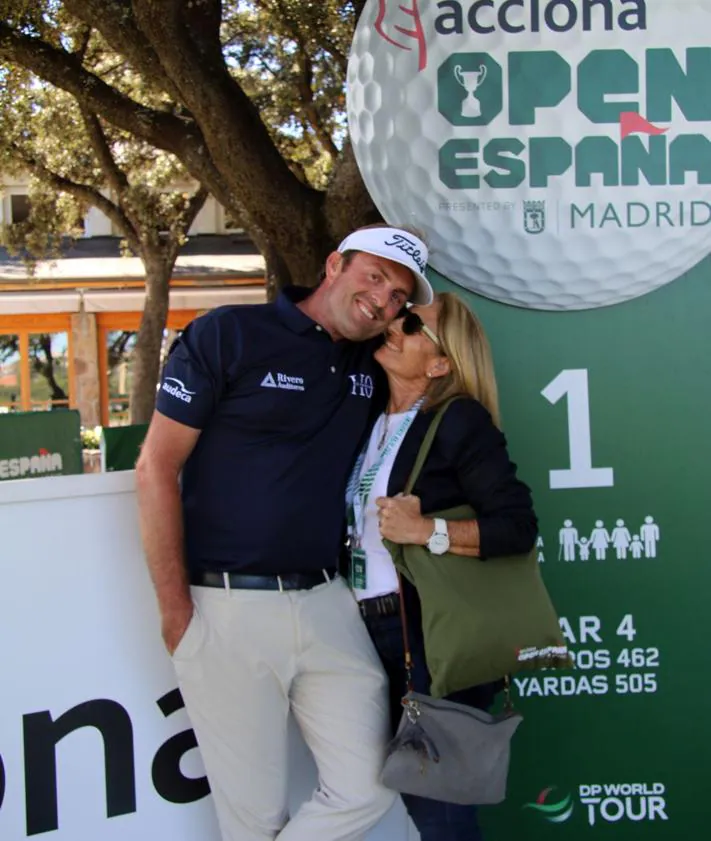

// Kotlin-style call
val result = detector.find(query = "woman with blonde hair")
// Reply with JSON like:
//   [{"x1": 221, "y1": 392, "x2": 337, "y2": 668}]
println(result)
[{"x1": 346, "y1": 291, "x2": 537, "y2": 841}]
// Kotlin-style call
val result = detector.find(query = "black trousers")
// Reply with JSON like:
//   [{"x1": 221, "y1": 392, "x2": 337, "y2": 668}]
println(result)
[{"x1": 362, "y1": 580, "x2": 499, "y2": 841}]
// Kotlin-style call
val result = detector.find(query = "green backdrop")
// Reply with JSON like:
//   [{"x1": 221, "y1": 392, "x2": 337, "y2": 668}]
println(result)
[
  {"x1": 101, "y1": 423, "x2": 148, "y2": 472},
  {"x1": 429, "y1": 256, "x2": 711, "y2": 835}
]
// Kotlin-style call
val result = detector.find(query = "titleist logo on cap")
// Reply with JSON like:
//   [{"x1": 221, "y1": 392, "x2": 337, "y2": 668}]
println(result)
[
  {"x1": 383, "y1": 233, "x2": 426, "y2": 275},
  {"x1": 337, "y1": 226, "x2": 433, "y2": 304}
]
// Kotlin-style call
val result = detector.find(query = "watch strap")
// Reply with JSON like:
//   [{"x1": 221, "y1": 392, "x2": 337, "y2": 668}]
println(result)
[{"x1": 432, "y1": 517, "x2": 447, "y2": 537}]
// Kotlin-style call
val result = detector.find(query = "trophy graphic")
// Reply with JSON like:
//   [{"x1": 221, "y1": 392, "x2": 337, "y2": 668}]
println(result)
[{"x1": 454, "y1": 64, "x2": 487, "y2": 118}]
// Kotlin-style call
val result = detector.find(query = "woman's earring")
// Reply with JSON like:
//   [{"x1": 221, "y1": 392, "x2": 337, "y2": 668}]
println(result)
[{"x1": 426, "y1": 372, "x2": 432, "y2": 378}]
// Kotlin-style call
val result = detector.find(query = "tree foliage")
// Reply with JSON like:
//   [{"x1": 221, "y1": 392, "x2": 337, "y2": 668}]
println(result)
[
  {"x1": 0, "y1": 71, "x2": 206, "y2": 261},
  {"x1": 0, "y1": 0, "x2": 376, "y2": 294},
  {"x1": 0, "y1": 0, "x2": 376, "y2": 420},
  {"x1": 0, "y1": 9, "x2": 213, "y2": 421}
]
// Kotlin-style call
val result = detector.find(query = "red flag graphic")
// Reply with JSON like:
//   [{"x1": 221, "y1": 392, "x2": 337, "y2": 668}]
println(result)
[
  {"x1": 537, "y1": 787, "x2": 554, "y2": 805},
  {"x1": 375, "y1": 0, "x2": 427, "y2": 72},
  {"x1": 620, "y1": 112, "x2": 668, "y2": 139}
]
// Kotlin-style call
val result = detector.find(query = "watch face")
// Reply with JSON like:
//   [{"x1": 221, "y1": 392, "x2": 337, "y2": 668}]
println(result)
[{"x1": 429, "y1": 533, "x2": 450, "y2": 554}]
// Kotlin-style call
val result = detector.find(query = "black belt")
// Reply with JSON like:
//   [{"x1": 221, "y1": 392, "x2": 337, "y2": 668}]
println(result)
[
  {"x1": 359, "y1": 592, "x2": 400, "y2": 619},
  {"x1": 191, "y1": 568, "x2": 338, "y2": 591}
]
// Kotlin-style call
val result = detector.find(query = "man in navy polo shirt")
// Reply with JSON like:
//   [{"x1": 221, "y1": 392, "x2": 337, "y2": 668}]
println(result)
[{"x1": 136, "y1": 225, "x2": 433, "y2": 841}]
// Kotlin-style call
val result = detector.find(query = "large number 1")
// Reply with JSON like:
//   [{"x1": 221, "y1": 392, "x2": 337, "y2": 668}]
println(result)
[{"x1": 541, "y1": 369, "x2": 614, "y2": 489}]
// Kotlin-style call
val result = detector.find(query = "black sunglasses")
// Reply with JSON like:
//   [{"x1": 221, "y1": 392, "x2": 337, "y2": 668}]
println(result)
[{"x1": 397, "y1": 309, "x2": 440, "y2": 346}]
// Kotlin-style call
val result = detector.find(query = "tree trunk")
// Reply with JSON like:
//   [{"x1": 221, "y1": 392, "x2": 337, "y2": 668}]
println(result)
[
  {"x1": 130, "y1": 254, "x2": 171, "y2": 424},
  {"x1": 35, "y1": 334, "x2": 69, "y2": 403}
]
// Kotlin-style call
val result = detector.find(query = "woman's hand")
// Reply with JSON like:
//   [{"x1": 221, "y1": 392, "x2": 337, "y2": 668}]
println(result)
[{"x1": 375, "y1": 493, "x2": 432, "y2": 545}]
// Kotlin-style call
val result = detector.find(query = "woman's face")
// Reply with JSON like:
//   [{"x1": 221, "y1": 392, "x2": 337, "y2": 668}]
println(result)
[{"x1": 374, "y1": 303, "x2": 444, "y2": 382}]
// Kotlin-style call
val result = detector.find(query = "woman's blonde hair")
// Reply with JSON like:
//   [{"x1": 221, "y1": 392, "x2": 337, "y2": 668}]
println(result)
[{"x1": 424, "y1": 292, "x2": 501, "y2": 428}]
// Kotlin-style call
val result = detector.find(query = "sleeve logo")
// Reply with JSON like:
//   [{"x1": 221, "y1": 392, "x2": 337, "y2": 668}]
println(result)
[{"x1": 161, "y1": 377, "x2": 195, "y2": 403}]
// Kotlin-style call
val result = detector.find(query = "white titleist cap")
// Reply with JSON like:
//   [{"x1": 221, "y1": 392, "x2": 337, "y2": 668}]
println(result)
[{"x1": 337, "y1": 227, "x2": 433, "y2": 305}]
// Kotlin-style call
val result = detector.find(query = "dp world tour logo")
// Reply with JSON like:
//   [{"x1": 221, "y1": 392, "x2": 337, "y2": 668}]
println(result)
[
  {"x1": 524, "y1": 786, "x2": 574, "y2": 823},
  {"x1": 524, "y1": 782, "x2": 668, "y2": 826}
]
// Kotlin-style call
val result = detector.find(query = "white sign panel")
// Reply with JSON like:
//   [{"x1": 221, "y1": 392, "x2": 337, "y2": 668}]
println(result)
[{"x1": 0, "y1": 473, "x2": 413, "y2": 840}]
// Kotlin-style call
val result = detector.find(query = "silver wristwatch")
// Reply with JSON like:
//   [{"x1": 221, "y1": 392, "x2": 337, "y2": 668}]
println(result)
[{"x1": 426, "y1": 518, "x2": 450, "y2": 555}]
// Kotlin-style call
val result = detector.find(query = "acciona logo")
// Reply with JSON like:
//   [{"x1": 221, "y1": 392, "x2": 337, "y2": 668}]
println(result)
[
  {"x1": 260, "y1": 372, "x2": 306, "y2": 391},
  {"x1": 0, "y1": 688, "x2": 208, "y2": 836},
  {"x1": 432, "y1": 0, "x2": 647, "y2": 37}
]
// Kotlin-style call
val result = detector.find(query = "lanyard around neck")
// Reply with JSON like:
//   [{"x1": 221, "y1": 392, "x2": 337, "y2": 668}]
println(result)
[{"x1": 346, "y1": 398, "x2": 423, "y2": 546}]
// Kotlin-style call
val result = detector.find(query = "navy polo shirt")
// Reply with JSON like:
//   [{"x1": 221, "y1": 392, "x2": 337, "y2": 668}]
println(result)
[{"x1": 156, "y1": 288, "x2": 383, "y2": 575}]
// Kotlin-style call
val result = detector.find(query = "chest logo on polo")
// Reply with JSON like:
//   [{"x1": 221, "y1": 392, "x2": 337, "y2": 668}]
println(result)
[
  {"x1": 260, "y1": 371, "x2": 305, "y2": 391},
  {"x1": 349, "y1": 373, "x2": 374, "y2": 398}
]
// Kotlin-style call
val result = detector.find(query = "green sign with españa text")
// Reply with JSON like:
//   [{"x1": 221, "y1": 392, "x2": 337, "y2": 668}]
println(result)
[{"x1": 0, "y1": 410, "x2": 82, "y2": 481}]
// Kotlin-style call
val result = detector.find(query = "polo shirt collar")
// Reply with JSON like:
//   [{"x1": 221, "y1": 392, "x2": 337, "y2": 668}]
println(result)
[{"x1": 276, "y1": 286, "x2": 323, "y2": 335}]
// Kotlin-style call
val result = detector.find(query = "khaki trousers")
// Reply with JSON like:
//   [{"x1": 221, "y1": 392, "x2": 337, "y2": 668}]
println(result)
[{"x1": 172, "y1": 576, "x2": 396, "y2": 841}]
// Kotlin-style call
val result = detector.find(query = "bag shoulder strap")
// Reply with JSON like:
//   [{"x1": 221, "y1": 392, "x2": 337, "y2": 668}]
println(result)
[
  {"x1": 404, "y1": 396, "x2": 462, "y2": 495},
  {"x1": 398, "y1": 395, "x2": 462, "y2": 694}
]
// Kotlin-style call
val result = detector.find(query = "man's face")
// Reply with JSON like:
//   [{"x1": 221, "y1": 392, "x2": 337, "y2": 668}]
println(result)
[{"x1": 323, "y1": 251, "x2": 415, "y2": 341}]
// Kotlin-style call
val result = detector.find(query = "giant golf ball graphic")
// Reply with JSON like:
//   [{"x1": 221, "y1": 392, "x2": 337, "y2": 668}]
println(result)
[{"x1": 347, "y1": 0, "x2": 711, "y2": 309}]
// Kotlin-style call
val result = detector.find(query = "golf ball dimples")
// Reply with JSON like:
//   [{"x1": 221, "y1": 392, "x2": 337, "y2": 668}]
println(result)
[{"x1": 347, "y1": 0, "x2": 711, "y2": 310}]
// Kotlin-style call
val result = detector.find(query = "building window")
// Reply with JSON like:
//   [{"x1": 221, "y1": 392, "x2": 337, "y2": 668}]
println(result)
[
  {"x1": 0, "y1": 316, "x2": 75, "y2": 413},
  {"x1": 10, "y1": 194, "x2": 31, "y2": 224},
  {"x1": 29, "y1": 332, "x2": 70, "y2": 411},
  {"x1": 106, "y1": 330, "x2": 137, "y2": 426},
  {"x1": 98, "y1": 314, "x2": 197, "y2": 427}
]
